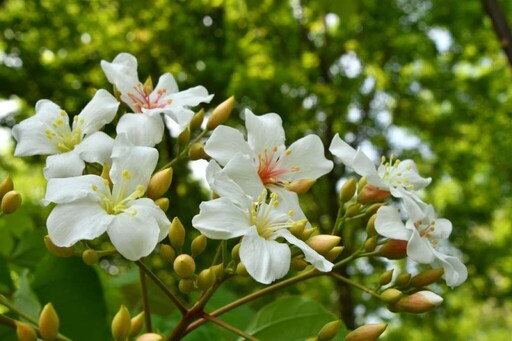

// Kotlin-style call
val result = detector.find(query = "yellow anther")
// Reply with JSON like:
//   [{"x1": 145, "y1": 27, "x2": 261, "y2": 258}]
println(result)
[
  {"x1": 91, "y1": 185, "x2": 98, "y2": 191},
  {"x1": 122, "y1": 170, "x2": 131, "y2": 179},
  {"x1": 60, "y1": 110, "x2": 66, "y2": 116},
  {"x1": 272, "y1": 146, "x2": 278, "y2": 152},
  {"x1": 288, "y1": 210, "x2": 295, "y2": 216},
  {"x1": 158, "y1": 88, "x2": 167, "y2": 95},
  {"x1": 291, "y1": 166, "x2": 300, "y2": 171},
  {"x1": 285, "y1": 149, "x2": 292, "y2": 156}
]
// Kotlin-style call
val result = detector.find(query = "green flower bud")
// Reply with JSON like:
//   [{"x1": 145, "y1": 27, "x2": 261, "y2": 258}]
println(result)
[
  {"x1": 317, "y1": 320, "x2": 342, "y2": 341},
  {"x1": 190, "y1": 108, "x2": 205, "y2": 131},
  {"x1": 178, "y1": 279, "x2": 195, "y2": 294},
  {"x1": 300, "y1": 227, "x2": 317, "y2": 241},
  {"x1": 169, "y1": 217, "x2": 186, "y2": 250},
  {"x1": 379, "y1": 269, "x2": 394, "y2": 286},
  {"x1": 357, "y1": 177, "x2": 367, "y2": 193},
  {"x1": 130, "y1": 312, "x2": 144, "y2": 337},
  {"x1": 211, "y1": 263, "x2": 224, "y2": 279},
  {"x1": 15, "y1": 321, "x2": 37, "y2": 341},
  {"x1": 377, "y1": 239, "x2": 408, "y2": 260},
  {"x1": 410, "y1": 268, "x2": 444, "y2": 288},
  {"x1": 284, "y1": 179, "x2": 316, "y2": 194},
  {"x1": 154, "y1": 197, "x2": 169, "y2": 212},
  {"x1": 366, "y1": 214, "x2": 377, "y2": 236},
  {"x1": 188, "y1": 142, "x2": 209, "y2": 160},
  {"x1": 364, "y1": 236, "x2": 378, "y2": 252},
  {"x1": 1, "y1": 190, "x2": 21, "y2": 214},
  {"x1": 173, "y1": 254, "x2": 196, "y2": 278},
  {"x1": 365, "y1": 203, "x2": 384, "y2": 217},
  {"x1": 231, "y1": 243, "x2": 241, "y2": 262},
  {"x1": 44, "y1": 235, "x2": 74, "y2": 257},
  {"x1": 146, "y1": 168, "x2": 173, "y2": 200},
  {"x1": 82, "y1": 249, "x2": 99, "y2": 266},
  {"x1": 395, "y1": 291, "x2": 443, "y2": 314},
  {"x1": 395, "y1": 273, "x2": 411, "y2": 288},
  {"x1": 325, "y1": 246, "x2": 345, "y2": 262},
  {"x1": 345, "y1": 323, "x2": 387, "y2": 341},
  {"x1": 291, "y1": 257, "x2": 308, "y2": 271},
  {"x1": 196, "y1": 268, "x2": 215, "y2": 291},
  {"x1": 357, "y1": 185, "x2": 391, "y2": 204},
  {"x1": 39, "y1": 303, "x2": 60, "y2": 341},
  {"x1": 380, "y1": 288, "x2": 403, "y2": 304},
  {"x1": 288, "y1": 219, "x2": 307, "y2": 237},
  {"x1": 143, "y1": 76, "x2": 153, "y2": 94},
  {"x1": 178, "y1": 126, "x2": 191, "y2": 147},
  {"x1": 159, "y1": 244, "x2": 176, "y2": 263},
  {"x1": 346, "y1": 203, "x2": 361, "y2": 217},
  {"x1": 206, "y1": 96, "x2": 235, "y2": 130},
  {"x1": 0, "y1": 175, "x2": 14, "y2": 200},
  {"x1": 306, "y1": 235, "x2": 341, "y2": 255},
  {"x1": 111, "y1": 305, "x2": 131, "y2": 341},
  {"x1": 191, "y1": 235, "x2": 207, "y2": 257},
  {"x1": 236, "y1": 262, "x2": 249, "y2": 277},
  {"x1": 340, "y1": 178, "x2": 357, "y2": 203},
  {"x1": 136, "y1": 332, "x2": 164, "y2": 341}
]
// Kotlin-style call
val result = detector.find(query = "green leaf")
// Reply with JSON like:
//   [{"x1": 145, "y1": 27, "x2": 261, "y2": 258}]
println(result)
[
  {"x1": 12, "y1": 269, "x2": 41, "y2": 321},
  {"x1": 32, "y1": 255, "x2": 110, "y2": 341},
  {"x1": 243, "y1": 295, "x2": 346, "y2": 341},
  {"x1": 0, "y1": 254, "x2": 14, "y2": 294}
]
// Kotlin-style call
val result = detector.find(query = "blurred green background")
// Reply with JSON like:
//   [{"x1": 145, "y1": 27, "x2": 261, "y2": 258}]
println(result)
[{"x1": 1, "y1": 0, "x2": 511, "y2": 340}]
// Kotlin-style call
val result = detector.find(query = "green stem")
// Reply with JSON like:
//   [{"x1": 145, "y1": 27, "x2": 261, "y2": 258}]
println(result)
[
  {"x1": 138, "y1": 265, "x2": 153, "y2": 332},
  {"x1": 329, "y1": 272, "x2": 381, "y2": 299},
  {"x1": 159, "y1": 128, "x2": 210, "y2": 171},
  {"x1": 135, "y1": 261, "x2": 187, "y2": 315},
  {"x1": 0, "y1": 295, "x2": 38, "y2": 325},
  {"x1": 202, "y1": 313, "x2": 258, "y2": 341}
]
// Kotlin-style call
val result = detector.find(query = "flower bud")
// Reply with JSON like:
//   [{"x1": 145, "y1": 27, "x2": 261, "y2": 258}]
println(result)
[
  {"x1": 291, "y1": 257, "x2": 308, "y2": 271},
  {"x1": 1, "y1": 190, "x2": 21, "y2": 214},
  {"x1": 380, "y1": 288, "x2": 403, "y2": 304},
  {"x1": 364, "y1": 236, "x2": 378, "y2": 252},
  {"x1": 365, "y1": 203, "x2": 384, "y2": 217},
  {"x1": 236, "y1": 262, "x2": 249, "y2": 277},
  {"x1": 191, "y1": 234, "x2": 207, "y2": 257},
  {"x1": 169, "y1": 217, "x2": 186, "y2": 250},
  {"x1": 179, "y1": 279, "x2": 195, "y2": 293},
  {"x1": 410, "y1": 268, "x2": 444, "y2": 288},
  {"x1": 395, "y1": 291, "x2": 443, "y2": 314},
  {"x1": 300, "y1": 227, "x2": 317, "y2": 241},
  {"x1": 317, "y1": 320, "x2": 342, "y2": 341},
  {"x1": 357, "y1": 177, "x2": 367, "y2": 193},
  {"x1": 101, "y1": 163, "x2": 112, "y2": 184},
  {"x1": 0, "y1": 175, "x2": 14, "y2": 200},
  {"x1": 173, "y1": 254, "x2": 195, "y2": 278},
  {"x1": 154, "y1": 197, "x2": 169, "y2": 212},
  {"x1": 394, "y1": 273, "x2": 411, "y2": 288},
  {"x1": 190, "y1": 108, "x2": 205, "y2": 131},
  {"x1": 15, "y1": 321, "x2": 37, "y2": 341},
  {"x1": 345, "y1": 323, "x2": 387, "y2": 341},
  {"x1": 196, "y1": 268, "x2": 215, "y2": 291},
  {"x1": 366, "y1": 214, "x2": 377, "y2": 236},
  {"x1": 159, "y1": 244, "x2": 176, "y2": 263},
  {"x1": 340, "y1": 178, "x2": 357, "y2": 203},
  {"x1": 111, "y1": 305, "x2": 131, "y2": 341},
  {"x1": 82, "y1": 249, "x2": 99, "y2": 265},
  {"x1": 206, "y1": 96, "x2": 235, "y2": 130},
  {"x1": 39, "y1": 303, "x2": 59, "y2": 341},
  {"x1": 306, "y1": 235, "x2": 341, "y2": 255},
  {"x1": 231, "y1": 243, "x2": 241, "y2": 262},
  {"x1": 178, "y1": 126, "x2": 190, "y2": 147},
  {"x1": 377, "y1": 239, "x2": 407, "y2": 260},
  {"x1": 130, "y1": 312, "x2": 144, "y2": 337},
  {"x1": 146, "y1": 168, "x2": 173, "y2": 200},
  {"x1": 346, "y1": 203, "x2": 361, "y2": 217},
  {"x1": 136, "y1": 333, "x2": 163, "y2": 341},
  {"x1": 44, "y1": 235, "x2": 74, "y2": 257},
  {"x1": 188, "y1": 143, "x2": 209, "y2": 160},
  {"x1": 143, "y1": 76, "x2": 153, "y2": 95},
  {"x1": 358, "y1": 185, "x2": 391, "y2": 204},
  {"x1": 211, "y1": 263, "x2": 224, "y2": 279},
  {"x1": 288, "y1": 219, "x2": 307, "y2": 237},
  {"x1": 284, "y1": 179, "x2": 316, "y2": 194},
  {"x1": 325, "y1": 246, "x2": 345, "y2": 262},
  {"x1": 379, "y1": 269, "x2": 394, "y2": 286}
]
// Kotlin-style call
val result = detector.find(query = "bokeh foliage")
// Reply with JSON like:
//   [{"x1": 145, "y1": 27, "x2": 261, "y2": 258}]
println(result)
[{"x1": 1, "y1": 0, "x2": 512, "y2": 339}]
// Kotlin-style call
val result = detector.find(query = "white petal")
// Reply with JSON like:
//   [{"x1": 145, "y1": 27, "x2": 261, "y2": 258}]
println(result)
[
  {"x1": 374, "y1": 206, "x2": 410, "y2": 240},
  {"x1": 44, "y1": 174, "x2": 107, "y2": 205},
  {"x1": 205, "y1": 125, "x2": 253, "y2": 166},
  {"x1": 433, "y1": 250, "x2": 468, "y2": 287},
  {"x1": 269, "y1": 187, "x2": 308, "y2": 223},
  {"x1": 396, "y1": 159, "x2": 432, "y2": 190},
  {"x1": 407, "y1": 227, "x2": 436, "y2": 263},
  {"x1": 431, "y1": 218, "x2": 452, "y2": 241},
  {"x1": 107, "y1": 207, "x2": 161, "y2": 261},
  {"x1": 47, "y1": 200, "x2": 111, "y2": 246},
  {"x1": 240, "y1": 228, "x2": 291, "y2": 284},
  {"x1": 159, "y1": 85, "x2": 214, "y2": 127},
  {"x1": 222, "y1": 153, "x2": 265, "y2": 199},
  {"x1": 205, "y1": 160, "x2": 252, "y2": 205},
  {"x1": 275, "y1": 229, "x2": 333, "y2": 272},
  {"x1": 44, "y1": 151, "x2": 86, "y2": 179},
  {"x1": 245, "y1": 109, "x2": 285, "y2": 153},
  {"x1": 192, "y1": 197, "x2": 251, "y2": 239},
  {"x1": 77, "y1": 89, "x2": 119, "y2": 135},
  {"x1": 76, "y1": 131, "x2": 114, "y2": 165},
  {"x1": 401, "y1": 195, "x2": 429, "y2": 221},
  {"x1": 153, "y1": 72, "x2": 179, "y2": 94},
  {"x1": 329, "y1": 134, "x2": 357, "y2": 166},
  {"x1": 132, "y1": 198, "x2": 171, "y2": 242},
  {"x1": 351, "y1": 149, "x2": 381, "y2": 180},
  {"x1": 101, "y1": 53, "x2": 140, "y2": 94},
  {"x1": 110, "y1": 135, "x2": 159, "y2": 195},
  {"x1": 278, "y1": 134, "x2": 333, "y2": 181},
  {"x1": 116, "y1": 113, "x2": 165, "y2": 147}
]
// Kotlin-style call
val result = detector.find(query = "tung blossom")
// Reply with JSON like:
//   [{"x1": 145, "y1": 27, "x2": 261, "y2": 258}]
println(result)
[
  {"x1": 192, "y1": 161, "x2": 333, "y2": 284},
  {"x1": 43, "y1": 135, "x2": 170, "y2": 261},
  {"x1": 12, "y1": 90, "x2": 119, "y2": 179},
  {"x1": 205, "y1": 109, "x2": 333, "y2": 219},
  {"x1": 375, "y1": 205, "x2": 467, "y2": 287},
  {"x1": 101, "y1": 53, "x2": 213, "y2": 146},
  {"x1": 329, "y1": 134, "x2": 431, "y2": 217}
]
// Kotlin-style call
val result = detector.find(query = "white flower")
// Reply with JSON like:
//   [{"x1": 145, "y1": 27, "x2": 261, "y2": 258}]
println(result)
[
  {"x1": 375, "y1": 205, "x2": 467, "y2": 287},
  {"x1": 12, "y1": 90, "x2": 119, "y2": 179},
  {"x1": 101, "y1": 53, "x2": 213, "y2": 146},
  {"x1": 329, "y1": 134, "x2": 431, "y2": 217},
  {"x1": 204, "y1": 109, "x2": 333, "y2": 220},
  {"x1": 192, "y1": 161, "x2": 333, "y2": 284},
  {"x1": 43, "y1": 135, "x2": 170, "y2": 261}
]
